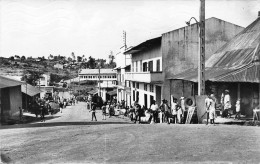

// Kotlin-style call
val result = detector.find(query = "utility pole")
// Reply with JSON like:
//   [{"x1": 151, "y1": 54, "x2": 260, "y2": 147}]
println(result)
[
  {"x1": 123, "y1": 31, "x2": 127, "y2": 66},
  {"x1": 198, "y1": 0, "x2": 205, "y2": 95}
]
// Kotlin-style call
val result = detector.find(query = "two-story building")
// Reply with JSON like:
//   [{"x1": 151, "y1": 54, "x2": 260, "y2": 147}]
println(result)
[
  {"x1": 79, "y1": 69, "x2": 117, "y2": 101},
  {"x1": 124, "y1": 37, "x2": 163, "y2": 108},
  {"x1": 123, "y1": 17, "x2": 244, "y2": 109}
]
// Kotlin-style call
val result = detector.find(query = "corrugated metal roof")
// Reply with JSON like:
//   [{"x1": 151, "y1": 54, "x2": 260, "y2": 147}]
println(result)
[
  {"x1": 21, "y1": 84, "x2": 42, "y2": 96},
  {"x1": 0, "y1": 75, "x2": 23, "y2": 89},
  {"x1": 88, "y1": 89, "x2": 98, "y2": 95},
  {"x1": 170, "y1": 17, "x2": 260, "y2": 83},
  {"x1": 206, "y1": 17, "x2": 260, "y2": 68},
  {"x1": 107, "y1": 90, "x2": 117, "y2": 96},
  {"x1": 124, "y1": 37, "x2": 161, "y2": 55},
  {"x1": 79, "y1": 69, "x2": 116, "y2": 75}
]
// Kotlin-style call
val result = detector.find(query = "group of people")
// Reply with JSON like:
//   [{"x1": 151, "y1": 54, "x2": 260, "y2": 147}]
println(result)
[{"x1": 126, "y1": 97, "x2": 187, "y2": 124}]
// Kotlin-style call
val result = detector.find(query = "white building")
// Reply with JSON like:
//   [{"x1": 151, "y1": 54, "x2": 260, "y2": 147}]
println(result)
[
  {"x1": 79, "y1": 69, "x2": 117, "y2": 101},
  {"x1": 114, "y1": 46, "x2": 132, "y2": 107},
  {"x1": 124, "y1": 37, "x2": 163, "y2": 108}
]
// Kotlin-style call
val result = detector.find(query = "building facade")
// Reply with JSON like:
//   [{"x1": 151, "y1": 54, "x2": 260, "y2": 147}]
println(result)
[
  {"x1": 79, "y1": 69, "x2": 117, "y2": 101},
  {"x1": 124, "y1": 37, "x2": 163, "y2": 108},
  {"x1": 162, "y1": 17, "x2": 245, "y2": 102}
]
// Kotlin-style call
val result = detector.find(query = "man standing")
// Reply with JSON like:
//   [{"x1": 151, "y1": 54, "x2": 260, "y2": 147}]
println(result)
[
  {"x1": 222, "y1": 90, "x2": 232, "y2": 118},
  {"x1": 160, "y1": 99, "x2": 171, "y2": 124},
  {"x1": 90, "y1": 102, "x2": 97, "y2": 121},
  {"x1": 209, "y1": 94, "x2": 216, "y2": 125},
  {"x1": 150, "y1": 100, "x2": 159, "y2": 124},
  {"x1": 134, "y1": 103, "x2": 141, "y2": 124},
  {"x1": 205, "y1": 94, "x2": 211, "y2": 125}
]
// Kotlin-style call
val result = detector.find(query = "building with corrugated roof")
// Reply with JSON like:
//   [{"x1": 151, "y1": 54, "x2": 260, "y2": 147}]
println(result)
[
  {"x1": 0, "y1": 76, "x2": 23, "y2": 122},
  {"x1": 169, "y1": 13, "x2": 260, "y2": 116}
]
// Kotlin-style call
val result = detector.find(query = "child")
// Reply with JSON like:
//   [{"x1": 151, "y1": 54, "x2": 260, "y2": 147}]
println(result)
[{"x1": 235, "y1": 99, "x2": 241, "y2": 120}]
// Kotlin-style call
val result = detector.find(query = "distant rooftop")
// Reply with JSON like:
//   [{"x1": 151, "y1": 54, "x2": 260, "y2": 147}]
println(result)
[{"x1": 79, "y1": 69, "x2": 116, "y2": 75}]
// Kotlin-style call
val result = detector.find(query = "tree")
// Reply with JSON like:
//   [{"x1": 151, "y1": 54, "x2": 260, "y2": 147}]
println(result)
[
  {"x1": 9, "y1": 56, "x2": 14, "y2": 61},
  {"x1": 77, "y1": 56, "x2": 82, "y2": 62},
  {"x1": 21, "y1": 56, "x2": 26, "y2": 61},
  {"x1": 21, "y1": 70, "x2": 44, "y2": 86},
  {"x1": 15, "y1": 55, "x2": 20, "y2": 59},
  {"x1": 87, "y1": 56, "x2": 96, "y2": 69}
]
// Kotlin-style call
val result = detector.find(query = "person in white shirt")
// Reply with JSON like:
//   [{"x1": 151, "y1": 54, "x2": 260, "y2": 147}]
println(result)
[
  {"x1": 209, "y1": 94, "x2": 216, "y2": 125},
  {"x1": 205, "y1": 94, "x2": 211, "y2": 125},
  {"x1": 222, "y1": 90, "x2": 231, "y2": 118},
  {"x1": 235, "y1": 98, "x2": 241, "y2": 120},
  {"x1": 150, "y1": 100, "x2": 159, "y2": 124},
  {"x1": 171, "y1": 96, "x2": 177, "y2": 124}
]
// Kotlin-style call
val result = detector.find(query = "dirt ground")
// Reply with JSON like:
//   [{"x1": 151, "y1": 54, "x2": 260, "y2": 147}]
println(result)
[{"x1": 1, "y1": 102, "x2": 260, "y2": 163}]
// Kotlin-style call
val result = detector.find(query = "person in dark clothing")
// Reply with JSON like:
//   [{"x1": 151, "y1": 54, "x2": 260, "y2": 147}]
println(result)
[
  {"x1": 90, "y1": 103, "x2": 97, "y2": 121},
  {"x1": 134, "y1": 104, "x2": 141, "y2": 124},
  {"x1": 40, "y1": 104, "x2": 45, "y2": 122}
]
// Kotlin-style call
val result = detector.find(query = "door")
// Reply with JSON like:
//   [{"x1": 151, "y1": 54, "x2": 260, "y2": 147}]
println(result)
[
  {"x1": 144, "y1": 94, "x2": 147, "y2": 108},
  {"x1": 156, "y1": 86, "x2": 161, "y2": 105}
]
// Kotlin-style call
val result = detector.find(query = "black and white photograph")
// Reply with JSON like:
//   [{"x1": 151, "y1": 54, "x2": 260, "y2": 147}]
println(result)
[{"x1": 0, "y1": 0, "x2": 260, "y2": 163}]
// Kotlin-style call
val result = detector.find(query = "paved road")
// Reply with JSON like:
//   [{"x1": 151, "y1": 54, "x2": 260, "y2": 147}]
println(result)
[{"x1": 1, "y1": 102, "x2": 260, "y2": 163}]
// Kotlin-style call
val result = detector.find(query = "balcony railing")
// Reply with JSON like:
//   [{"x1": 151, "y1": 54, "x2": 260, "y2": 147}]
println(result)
[{"x1": 125, "y1": 71, "x2": 163, "y2": 83}]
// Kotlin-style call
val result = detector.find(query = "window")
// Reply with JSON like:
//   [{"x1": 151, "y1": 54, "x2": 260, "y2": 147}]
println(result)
[
  {"x1": 133, "y1": 82, "x2": 135, "y2": 88},
  {"x1": 136, "y1": 82, "x2": 139, "y2": 89},
  {"x1": 150, "y1": 84, "x2": 154, "y2": 92},
  {"x1": 135, "y1": 61, "x2": 138, "y2": 72},
  {"x1": 144, "y1": 84, "x2": 147, "y2": 91},
  {"x1": 148, "y1": 61, "x2": 153, "y2": 72},
  {"x1": 156, "y1": 59, "x2": 160, "y2": 72},
  {"x1": 143, "y1": 62, "x2": 147, "y2": 72},
  {"x1": 133, "y1": 90, "x2": 135, "y2": 101}
]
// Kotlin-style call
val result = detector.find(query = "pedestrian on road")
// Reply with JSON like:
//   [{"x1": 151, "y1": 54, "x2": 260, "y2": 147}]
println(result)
[
  {"x1": 40, "y1": 104, "x2": 46, "y2": 122},
  {"x1": 205, "y1": 94, "x2": 211, "y2": 125},
  {"x1": 59, "y1": 100, "x2": 63, "y2": 113},
  {"x1": 161, "y1": 99, "x2": 171, "y2": 124},
  {"x1": 171, "y1": 96, "x2": 178, "y2": 124},
  {"x1": 222, "y1": 90, "x2": 232, "y2": 118},
  {"x1": 90, "y1": 102, "x2": 97, "y2": 121},
  {"x1": 102, "y1": 102, "x2": 107, "y2": 120},
  {"x1": 180, "y1": 97, "x2": 186, "y2": 123},
  {"x1": 150, "y1": 100, "x2": 159, "y2": 124},
  {"x1": 209, "y1": 94, "x2": 216, "y2": 125},
  {"x1": 235, "y1": 98, "x2": 241, "y2": 120},
  {"x1": 134, "y1": 103, "x2": 141, "y2": 124}
]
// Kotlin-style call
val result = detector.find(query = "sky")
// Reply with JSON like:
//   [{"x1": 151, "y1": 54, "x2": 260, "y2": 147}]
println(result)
[{"x1": 0, "y1": 0, "x2": 259, "y2": 61}]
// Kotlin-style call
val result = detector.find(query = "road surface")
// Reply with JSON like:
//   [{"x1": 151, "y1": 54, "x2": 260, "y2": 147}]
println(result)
[{"x1": 1, "y1": 102, "x2": 260, "y2": 163}]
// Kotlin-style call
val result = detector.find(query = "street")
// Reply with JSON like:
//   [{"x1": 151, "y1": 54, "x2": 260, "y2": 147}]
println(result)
[{"x1": 1, "y1": 102, "x2": 260, "y2": 163}]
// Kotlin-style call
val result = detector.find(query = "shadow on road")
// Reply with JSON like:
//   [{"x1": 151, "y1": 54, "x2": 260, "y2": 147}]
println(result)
[{"x1": 0, "y1": 121, "x2": 132, "y2": 130}]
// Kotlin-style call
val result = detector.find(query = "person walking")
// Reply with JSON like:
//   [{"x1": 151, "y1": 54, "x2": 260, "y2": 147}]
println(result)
[
  {"x1": 102, "y1": 102, "x2": 107, "y2": 120},
  {"x1": 134, "y1": 103, "x2": 141, "y2": 124},
  {"x1": 90, "y1": 102, "x2": 97, "y2": 121},
  {"x1": 180, "y1": 97, "x2": 186, "y2": 123},
  {"x1": 205, "y1": 94, "x2": 211, "y2": 125},
  {"x1": 171, "y1": 96, "x2": 178, "y2": 124},
  {"x1": 209, "y1": 94, "x2": 216, "y2": 125},
  {"x1": 235, "y1": 98, "x2": 241, "y2": 120},
  {"x1": 40, "y1": 103, "x2": 46, "y2": 122},
  {"x1": 222, "y1": 90, "x2": 232, "y2": 118},
  {"x1": 150, "y1": 100, "x2": 159, "y2": 124},
  {"x1": 160, "y1": 99, "x2": 171, "y2": 124}
]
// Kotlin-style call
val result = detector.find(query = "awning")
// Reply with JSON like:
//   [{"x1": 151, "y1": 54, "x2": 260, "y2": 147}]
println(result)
[
  {"x1": 107, "y1": 90, "x2": 117, "y2": 96},
  {"x1": 88, "y1": 89, "x2": 98, "y2": 95},
  {"x1": 0, "y1": 75, "x2": 23, "y2": 89},
  {"x1": 22, "y1": 84, "x2": 42, "y2": 96},
  {"x1": 168, "y1": 63, "x2": 260, "y2": 83}
]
